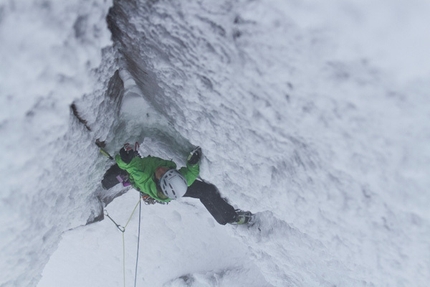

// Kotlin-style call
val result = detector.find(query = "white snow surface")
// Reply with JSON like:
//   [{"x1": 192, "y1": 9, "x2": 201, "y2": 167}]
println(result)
[{"x1": 1, "y1": 0, "x2": 430, "y2": 286}]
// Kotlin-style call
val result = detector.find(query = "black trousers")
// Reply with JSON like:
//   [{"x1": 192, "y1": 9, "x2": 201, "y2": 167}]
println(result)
[{"x1": 184, "y1": 180, "x2": 237, "y2": 225}]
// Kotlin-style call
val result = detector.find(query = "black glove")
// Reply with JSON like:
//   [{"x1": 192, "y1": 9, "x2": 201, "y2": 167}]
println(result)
[
  {"x1": 119, "y1": 143, "x2": 139, "y2": 164},
  {"x1": 187, "y1": 146, "x2": 202, "y2": 165}
]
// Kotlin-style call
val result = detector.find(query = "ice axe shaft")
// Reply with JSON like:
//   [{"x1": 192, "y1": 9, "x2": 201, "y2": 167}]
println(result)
[{"x1": 95, "y1": 140, "x2": 114, "y2": 160}]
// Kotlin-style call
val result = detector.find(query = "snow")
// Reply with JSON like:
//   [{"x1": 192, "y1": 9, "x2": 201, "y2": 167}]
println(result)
[{"x1": 1, "y1": 0, "x2": 430, "y2": 286}]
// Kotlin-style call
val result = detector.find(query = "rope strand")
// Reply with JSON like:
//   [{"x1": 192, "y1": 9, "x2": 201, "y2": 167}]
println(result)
[
  {"x1": 104, "y1": 196, "x2": 143, "y2": 287},
  {"x1": 122, "y1": 232, "x2": 126, "y2": 287},
  {"x1": 134, "y1": 198, "x2": 142, "y2": 287}
]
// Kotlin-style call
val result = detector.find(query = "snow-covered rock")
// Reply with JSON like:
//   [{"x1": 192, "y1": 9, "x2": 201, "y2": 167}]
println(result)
[{"x1": 1, "y1": 0, "x2": 429, "y2": 286}]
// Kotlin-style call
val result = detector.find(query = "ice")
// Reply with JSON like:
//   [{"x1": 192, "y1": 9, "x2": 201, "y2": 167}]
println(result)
[{"x1": 1, "y1": 0, "x2": 429, "y2": 286}]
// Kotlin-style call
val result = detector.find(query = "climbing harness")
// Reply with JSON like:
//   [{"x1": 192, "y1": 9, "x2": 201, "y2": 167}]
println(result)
[{"x1": 104, "y1": 195, "x2": 142, "y2": 287}]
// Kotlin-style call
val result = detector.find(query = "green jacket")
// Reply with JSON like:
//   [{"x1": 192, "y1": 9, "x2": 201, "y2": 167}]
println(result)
[{"x1": 115, "y1": 154, "x2": 200, "y2": 202}]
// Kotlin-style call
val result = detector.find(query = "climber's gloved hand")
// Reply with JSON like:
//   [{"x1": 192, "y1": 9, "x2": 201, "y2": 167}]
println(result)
[
  {"x1": 119, "y1": 142, "x2": 139, "y2": 164},
  {"x1": 187, "y1": 146, "x2": 202, "y2": 165}
]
